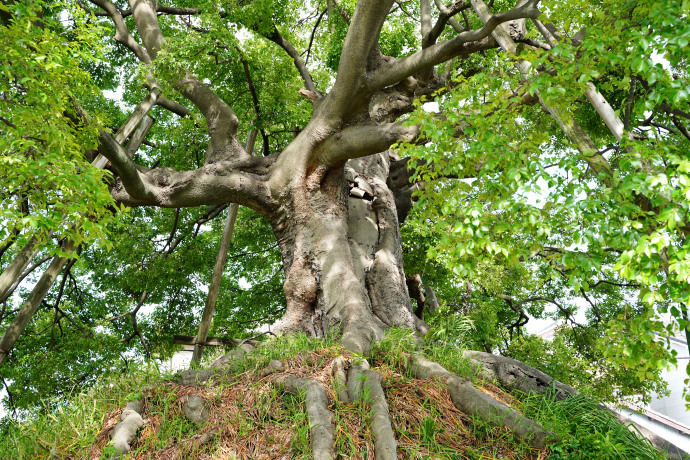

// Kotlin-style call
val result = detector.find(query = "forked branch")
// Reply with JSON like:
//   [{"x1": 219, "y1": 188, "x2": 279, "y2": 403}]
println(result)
[
  {"x1": 127, "y1": 0, "x2": 246, "y2": 162},
  {"x1": 368, "y1": 0, "x2": 540, "y2": 90}
]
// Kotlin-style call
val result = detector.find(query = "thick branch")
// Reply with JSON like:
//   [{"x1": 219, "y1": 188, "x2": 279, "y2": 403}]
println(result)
[
  {"x1": 108, "y1": 159, "x2": 273, "y2": 212},
  {"x1": 87, "y1": 0, "x2": 151, "y2": 64},
  {"x1": 98, "y1": 129, "x2": 155, "y2": 201},
  {"x1": 155, "y1": 96, "x2": 191, "y2": 118},
  {"x1": 85, "y1": 2, "x2": 200, "y2": 18},
  {"x1": 369, "y1": 0, "x2": 540, "y2": 90},
  {"x1": 325, "y1": 0, "x2": 395, "y2": 119},
  {"x1": 420, "y1": 0, "x2": 432, "y2": 43},
  {"x1": 128, "y1": 0, "x2": 245, "y2": 162},
  {"x1": 435, "y1": 0, "x2": 468, "y2": 31},
  {"x1": 426, "y1": 0, "x2": 470, "y2": 46},
  {"x1": 127, "y1": 0, "x2": 164, "y2": 60},
  {"x1": 659, "y1": 102, "x2": 690, "y2": 122},
  {"x1": 672, "y1": 117, "x2": 690, "y2": 141},
  {"x1": 317, "y1": 122, "x2": 420, "y2": 166},
  {"x1": 469, "y1": 0, "x2": 614, "y2": 187}
]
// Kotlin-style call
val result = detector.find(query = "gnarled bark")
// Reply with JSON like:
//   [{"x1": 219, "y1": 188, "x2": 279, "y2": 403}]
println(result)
[
  {"x1": 463, "y1": 350, "x2": 577, "y2": 399},
  {"x1": 268, "y1": 150, "x2": 428, "y2": 355}
]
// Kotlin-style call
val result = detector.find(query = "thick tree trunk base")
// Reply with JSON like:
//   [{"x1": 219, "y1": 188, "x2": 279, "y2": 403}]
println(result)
[{"x1": 267, "y1": 153, "x2": 428, "y2": 356}]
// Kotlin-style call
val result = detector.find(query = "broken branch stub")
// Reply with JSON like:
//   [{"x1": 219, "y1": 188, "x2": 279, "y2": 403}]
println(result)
[{"x1": 110, "y1": 400, "x2": 144, "y2": 455}]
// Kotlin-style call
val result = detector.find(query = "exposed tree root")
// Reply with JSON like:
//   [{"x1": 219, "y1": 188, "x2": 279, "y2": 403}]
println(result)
[
  {"x1": 360, "y1": 369, "x2": 398, "y2": 460},
  {"x1": 86, "y1": 343, "x2": 677, "y2": 459},
  {"x1": 331, "y1": 356, "x2": 350, "y2": 403},
  {"x1": 278, "y1": 375, "x2": 336, "y2": 460},
  {"x1": 407, "y1": 354, "x2": 555, "y2": 449},
  {"x1": 258, "y1": 359, "x2": 285, "y2": 377},
  {"x1": 463, "y1": 350, "x2": 577, "y2": 399},
  {"x1": 466, "y1": 351, "x2": 689, "y2": 458},
  {"x1": 346, "y1": 358, "x2": 370, "y2": 401},
  {"x1": 188, "y1": 428, "x2": 218, "y2": 447},
  {"x1": 343, "y1": 357, "x2": 398, "y2": 459},
  {"x1": 110, "y1": 399, "x2": 144, "y2": 455}
]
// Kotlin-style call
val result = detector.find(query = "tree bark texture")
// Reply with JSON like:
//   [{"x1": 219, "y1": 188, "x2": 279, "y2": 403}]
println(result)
[{"x1": 268, "y1": 150, "x2": 428, "y2": 354}]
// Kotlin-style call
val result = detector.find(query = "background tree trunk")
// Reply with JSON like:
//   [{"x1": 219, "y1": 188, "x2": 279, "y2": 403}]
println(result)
[{"x1": 0, "y1": 240, "x2": 75, "y2": 366}]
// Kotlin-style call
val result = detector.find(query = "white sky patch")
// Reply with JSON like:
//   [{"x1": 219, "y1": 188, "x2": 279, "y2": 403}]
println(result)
[
  {"x1": 0, "y1": 386, "x2": 7, "y2": 418},
  {"x1": 423, "y1": 101, "x2": 439, "y2": 112},
  {"x1": 103, "y1": 85, "x2": 132, "y2": 112}
]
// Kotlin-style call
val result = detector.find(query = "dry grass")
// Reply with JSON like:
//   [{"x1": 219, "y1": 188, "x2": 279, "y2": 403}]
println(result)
[
  {"x1": 86, "y1": 345, "x2": 550, "y2": 460},
  {"x1": 383, "y1": 369, "x2": 547, "y2": 460}
]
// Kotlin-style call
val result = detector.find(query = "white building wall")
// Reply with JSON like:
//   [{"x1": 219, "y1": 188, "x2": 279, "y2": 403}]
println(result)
[
  {"x1": 649, "y1": 339, "x2": 690, "y2": 427},
  {"x1": 616, "y1": 407, "x2": 690, "y2": 453}
]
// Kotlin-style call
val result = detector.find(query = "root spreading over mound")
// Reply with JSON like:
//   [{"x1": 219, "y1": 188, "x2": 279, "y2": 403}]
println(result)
[
  {"x1": 87, "y1": 342, "x2": 562, "y2": 459},
  {"x1": 85, "y1": 340, "x2": 678, "y2": 459}
]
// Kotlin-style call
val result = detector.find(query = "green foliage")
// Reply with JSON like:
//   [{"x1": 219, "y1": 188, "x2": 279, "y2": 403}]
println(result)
[
  {"x1": 508, "y1": 332, "x2": 669, "y2": 406},
  {"x1": 524, "y1": 393, "x2": 665, "y2": 460},
  {"x1": 398, "y1": 0, "x2": 690, "y2": 402},
  {"x1": 0, "y1": 361, "x2": 172, "y2": 458},
  {"x1": 0, "y1": 1, "x2": 116, "y2": 250},
  {"x1": 372, "y1": 327, "x2": 419, "y2": 357},
  {"x1": 425, "y1": 307, "x2": 475, "y2": 347},
  {"x1": 1, "y1": 0, "x2": 688, "y2": 427}
]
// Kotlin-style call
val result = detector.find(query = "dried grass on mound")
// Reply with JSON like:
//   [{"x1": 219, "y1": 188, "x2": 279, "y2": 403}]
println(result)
[
  {"x1": 382, "y1": 369, "x2": 547, "y2": 460},
  {"x1": 87, "y1": 346, "x2": 549, "y2": 459}
]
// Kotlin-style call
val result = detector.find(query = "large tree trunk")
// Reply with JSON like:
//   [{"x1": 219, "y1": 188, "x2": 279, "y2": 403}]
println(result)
[
  {"x1": 89, "y1": 0, "x2": 540, "y2": 357},
  {"x1": 268, "y1": 150, "x2": 426, "y2": 354}
]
